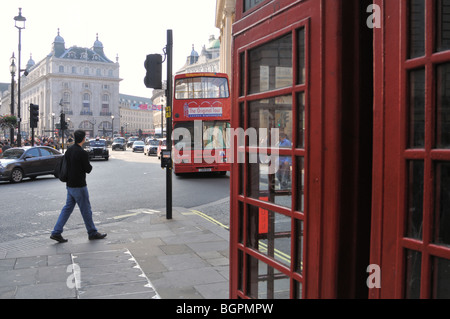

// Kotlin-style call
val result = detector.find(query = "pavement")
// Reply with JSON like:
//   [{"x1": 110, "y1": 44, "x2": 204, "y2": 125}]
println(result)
[{"x1": 0, "y1": 203, "x2": 230, "y2": 299}]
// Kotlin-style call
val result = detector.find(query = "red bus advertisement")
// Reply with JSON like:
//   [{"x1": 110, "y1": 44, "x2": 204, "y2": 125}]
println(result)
[{"x1": 172, "y1": 72, "x2": 231, "y2": 175}]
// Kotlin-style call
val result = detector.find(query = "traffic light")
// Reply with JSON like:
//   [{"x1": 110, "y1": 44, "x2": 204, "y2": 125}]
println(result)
[
  {"x1": 30, "y1": 104, "x2": 39, "y2": 128},
  {"x1": 144, "y1": 54, "x2": 162, "y2": 89},
  {"x1": 60, "y1": 113, "x2": 68, "y2": 130}
]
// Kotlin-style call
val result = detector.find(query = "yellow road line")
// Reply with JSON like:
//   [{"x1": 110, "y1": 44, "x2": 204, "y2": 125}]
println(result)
[
  {"x1": 184, "y1": 210, "x2": 230, "y2": 230},
  {"x1": 184, "y1": 209, "x2": 294, "y2": 266}
]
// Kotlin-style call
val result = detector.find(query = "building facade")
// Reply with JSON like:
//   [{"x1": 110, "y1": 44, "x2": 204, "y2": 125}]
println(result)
[
  {"x1": 176, "y1": 36, "x2": 221, "y2": 74},
  {"x1": 119, "y1": 93, "x2": 154, "y2": 137},
  {"x1": 216, "y1": 0, "x2": 236, "y2": 77},
  {"x1": 2, "y1": 30, "x2": 121, "y2": 139}
]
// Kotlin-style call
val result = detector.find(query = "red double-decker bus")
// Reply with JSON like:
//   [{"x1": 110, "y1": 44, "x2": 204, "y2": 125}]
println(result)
[{"x1": 172, "y1": 72, "x2": 231, "y2": 175}]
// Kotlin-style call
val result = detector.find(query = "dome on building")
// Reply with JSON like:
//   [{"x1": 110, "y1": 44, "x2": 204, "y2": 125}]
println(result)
[
  {"x1": 54, "y1": 28, "x2": 65, "y2": 44},
  {"x1": 93, "y1": 33, "x2": 103, "y2": 48},
  {"x1": 190, "y1": 44, "x2": 199, "y2": 57},
  {"x1": 208, "y1": 35, "x2": 220, "y2": 49},
  {"x1": 26, "y1": 54, "x2": 35, "y2": 69}
]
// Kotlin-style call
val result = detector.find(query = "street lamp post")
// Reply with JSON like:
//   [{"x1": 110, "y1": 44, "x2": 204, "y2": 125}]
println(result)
[
  {"x1": 9, "y1": 53, "x2": 16, "y2": 143},
  {"x1": 51, "y1": 113, "x2": 55, "y2": 139},
  {"x1": 111, "y1": 115, "x2": 115, "y2": 137},
  {"x1": 14, "y1": 8, "x2": 26, "y2": 147}
]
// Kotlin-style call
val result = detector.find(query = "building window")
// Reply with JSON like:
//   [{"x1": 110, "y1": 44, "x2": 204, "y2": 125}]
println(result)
[
  {"x1": 81, "y1": 93, "x2": 92, "y2": 115},
  {"x1": 59, "y1": 66, "x2": 64, "y2": 73},
  {"x1": 101, "y1": 94, "x2": 110, "y2": 116},
  {"x1": 244, "y1": 0, "x2": 266, "y2": 12}
]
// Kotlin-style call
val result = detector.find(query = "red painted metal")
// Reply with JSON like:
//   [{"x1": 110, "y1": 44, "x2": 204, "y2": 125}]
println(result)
[{"x1": 230, "y1": 0, "x2": 374, "y2": 299}]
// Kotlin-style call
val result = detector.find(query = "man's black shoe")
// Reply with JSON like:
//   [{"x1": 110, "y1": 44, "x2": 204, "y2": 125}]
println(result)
[
  {"x1": 50, "y1": 234, "x2": 68, "y2": 243},
  {"x1": 88, "y1": 232, "x2": 107, "y2": 240}
]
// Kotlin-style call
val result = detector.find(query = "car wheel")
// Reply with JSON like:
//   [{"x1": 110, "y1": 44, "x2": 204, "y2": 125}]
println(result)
[{"x1": 10, "y1": 168, "x2": 24, "y2": 183}]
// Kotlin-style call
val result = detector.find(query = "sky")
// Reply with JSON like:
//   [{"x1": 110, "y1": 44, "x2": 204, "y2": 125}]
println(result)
[{"x1": 0, "y1": 0, "x2": 219, "y2": 98}]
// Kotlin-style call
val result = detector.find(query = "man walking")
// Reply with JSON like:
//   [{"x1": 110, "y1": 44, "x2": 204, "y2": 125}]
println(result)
[{"x1": 50, "y1": 130, "x2": 106, "y2": 243}]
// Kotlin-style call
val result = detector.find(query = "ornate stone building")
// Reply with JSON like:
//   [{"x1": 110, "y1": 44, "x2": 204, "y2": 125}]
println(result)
[
  {"x1": 216, "y1": 0, "x2": 236, "y2": 77},
  {"x1": 3, "y1": 30, "x2": 121, "y2": 139},
  {"x1": 176, "y1": 35, "x2": 221, "y2": 74}
]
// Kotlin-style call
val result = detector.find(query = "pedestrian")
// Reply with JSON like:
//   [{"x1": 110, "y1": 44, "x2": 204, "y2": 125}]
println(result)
[
  {"x1": 50, "y1": 129, "x2": 106, "y2": 243},
  {"x1": 277, "y1": 133, "x2": 292, "y2": 188}
]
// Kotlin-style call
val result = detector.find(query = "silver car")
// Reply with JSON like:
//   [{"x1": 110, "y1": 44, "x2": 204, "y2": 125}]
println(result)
[{"x1": 0, "y1": 146, "x2": 63, "y2": 183}]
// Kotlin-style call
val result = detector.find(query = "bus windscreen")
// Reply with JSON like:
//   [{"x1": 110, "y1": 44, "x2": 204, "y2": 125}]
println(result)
[{"x1": 175, "y1": 76, "x2": 230, "y2": 100}]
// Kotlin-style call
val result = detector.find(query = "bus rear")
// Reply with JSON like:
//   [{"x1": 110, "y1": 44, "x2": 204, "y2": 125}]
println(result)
[{"x1": 172, "y1": 73, "x2": 231, "y2": 175}]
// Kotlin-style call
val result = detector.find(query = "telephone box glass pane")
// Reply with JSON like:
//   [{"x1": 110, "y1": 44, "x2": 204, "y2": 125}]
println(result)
[
  {"x1": 246, "y1": 255, "x2": 290, "y2": 299},
  {"x1": 247, "y1": 206, "x2": 292, "y2": 267},
  {"x1": 297, "y1": 92, "x2": 305, "y2": 149},
  {"x1": 434, "y1": 162, "x2": 450, "y2": 246},
  {"x1": 297, "y1": 27, "x2": 306, "y2": 85},
  {"x1": 408, "y1": 68, "x2": 425, "y2": 148},
  {"x1": 296, "y1": 157, "x2": 304, "y2": 212},
  {"x1": 406, "y1": 161, "x2": 424, "y2": 240},
  {"x1": 436, "y1": 63, "x2": 450, "y2": 148},
  {"x1": 248, "y1": 159, "x2": 292, "y2": 209},
  {"x1": 294, "y1": 219, "x2": 304, "y2": 275},
  {"x1": 405, "y1": 249, "x2": 422, "y2": 298},
  {"x1": 249, "y1": 34, "x2": 292, "y2": 94},
  {"x1": 409, "y1": 0, "x2": 425, "y2": 59},
  {"x1": 432, "y1": 256, "x2": 450, "y2": 298},
  {"x1": 436, "y1": 0, "x2": 450, "y2": 52},
  {"x1": 249, "y1": 96, "x2": 293, "y2": 148}
]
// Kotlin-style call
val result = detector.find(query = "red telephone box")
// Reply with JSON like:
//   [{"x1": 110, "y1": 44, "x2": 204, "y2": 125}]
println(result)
[
  {"x1": 230, "y1": 0, "x2": 374, "y2": 299},
  {"x1": 229, "y1": 0, "x2": 450, "y2": 299},
  {"x1": 371, "y1": 0, "x2": 450, "y2": 298}
]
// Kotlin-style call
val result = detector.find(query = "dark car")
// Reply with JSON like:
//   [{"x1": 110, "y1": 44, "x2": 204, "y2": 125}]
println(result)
[
  {"x1": 127, "y1": 136, "x2": 139, "y2": 148},
  {"x1": 132, "y1": 141, "x2": 145, "y2": 152},
  {"x1": 111, "y1": 137, "x2": 126, "y2": 151},
  {"x1": 85, "y1": 138, "x2": 109, "y2": 160},
  {"x1": 0, "y1": 146, "x2": 63, "y2": 183}
]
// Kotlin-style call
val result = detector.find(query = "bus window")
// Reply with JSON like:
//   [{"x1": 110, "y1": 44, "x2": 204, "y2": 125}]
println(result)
[
  {"x1": 203, "y1": 121, "x2": 231, "y2": 149},
  {"x1": 174, "y1": 121, "x2": 230, "y2": 150},
  {"x1": 175, "y1": 77, "x2": 230, "y2": 100}
]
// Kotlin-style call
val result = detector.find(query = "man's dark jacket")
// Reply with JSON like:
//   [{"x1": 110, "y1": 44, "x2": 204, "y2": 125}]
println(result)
[{"x1": 64, "y1": 143, "x2": 92, "y2": 188}]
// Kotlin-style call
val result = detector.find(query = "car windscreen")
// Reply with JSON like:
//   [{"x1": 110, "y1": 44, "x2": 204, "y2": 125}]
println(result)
[
  {"x1": 134, "y1": 141, "x2": 144, "y2": 145},
  {"x1": 148, "y1": 140, "x2": 159, "y2": 145},
  {"x1": 113, "y1": 139, "x2": 125, "y2": 143},
  {"x1": 90, "y1": 141, "x2": 106, "y2": 147},
  {"x1": 1, "y1": 148, "x2": 25, "y2": 159}
]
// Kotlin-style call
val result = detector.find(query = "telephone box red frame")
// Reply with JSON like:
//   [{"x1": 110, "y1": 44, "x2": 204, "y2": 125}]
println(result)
[{"x1": 230, "y1": 0, "x2": 374, "y2": 299}]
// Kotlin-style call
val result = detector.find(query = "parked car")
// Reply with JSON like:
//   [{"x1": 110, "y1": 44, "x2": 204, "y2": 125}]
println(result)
[
  {"x1": 85, "y1": 138, "x2": 109, "y2": 160},
  {"x1": 111, "y1": 137, "x2": 127, "y2": 151},
  {"x1": 144, "y1": 139, "x2": 160, "y2": 156},
  {"x1": 127, "y1": 136, "x2": 139, "y2": 148},
  {"x1": 0, "y1": 146, "x2": 63, "y2": 183},
  {"x1": 157, "y1": 139, "x2": 167, "y2": 159},
  {"x1": 132, "y1": 141, "x2": 145, "y2": 152}
]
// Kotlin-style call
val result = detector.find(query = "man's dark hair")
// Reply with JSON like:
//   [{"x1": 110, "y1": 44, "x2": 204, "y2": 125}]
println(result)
[{"x1": 74, "y1": 130, "x2": 86, "y2": 144}]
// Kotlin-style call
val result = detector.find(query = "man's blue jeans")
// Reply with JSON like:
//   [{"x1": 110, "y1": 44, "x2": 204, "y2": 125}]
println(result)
[{"x1": 52, "y1": 186, "x2": 98, "y2": 236}]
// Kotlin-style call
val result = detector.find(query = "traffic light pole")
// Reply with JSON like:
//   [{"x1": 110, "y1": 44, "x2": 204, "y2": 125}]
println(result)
[{"x1": 166, "y1": 30, "x2": 173, "y2": 220}]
